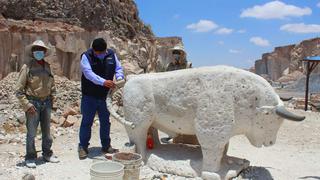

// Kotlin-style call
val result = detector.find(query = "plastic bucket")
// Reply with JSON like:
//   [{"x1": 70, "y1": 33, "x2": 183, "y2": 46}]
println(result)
[
  {"x1": 113, "y1": 152, "x2": 142, "y2": 180},
  {"x1": 90, "y1": 161, "x2": 124, "y2": 180}
]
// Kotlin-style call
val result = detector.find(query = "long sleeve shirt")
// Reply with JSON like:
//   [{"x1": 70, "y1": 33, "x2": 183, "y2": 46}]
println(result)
[{"x1": 80, "y1": 53, "x2": 124, "y2": 86}]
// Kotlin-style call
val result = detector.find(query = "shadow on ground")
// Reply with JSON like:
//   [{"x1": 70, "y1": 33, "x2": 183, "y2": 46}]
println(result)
[
  {"x1": 299, "y1": 176, "x2": 320, "y2": 180},
  {"x1": 87, "y1": 146, "x2": 104, "y2": 160},
  {"x1": 145, "y1": 143, "x2": 249, "y2": 179},
  {"x1": 16, "y1": 157, "x2": 47, "y2": 168},
  {"x1": 236, "y1": 166, "x2": 273, "y2": 180}
]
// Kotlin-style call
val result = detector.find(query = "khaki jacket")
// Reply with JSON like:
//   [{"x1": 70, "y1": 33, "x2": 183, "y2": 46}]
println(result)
[
  {"x1": 15, "y1": 59, "x2": 56, "y2": 112},
  {"x1": 165, "y1": 61, "x2": 192, "y2": 72}
]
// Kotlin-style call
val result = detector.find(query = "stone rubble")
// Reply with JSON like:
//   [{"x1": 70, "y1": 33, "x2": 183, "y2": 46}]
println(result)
[{"x1": 0, "y1": 72, "x2": 81, "y2": 145}]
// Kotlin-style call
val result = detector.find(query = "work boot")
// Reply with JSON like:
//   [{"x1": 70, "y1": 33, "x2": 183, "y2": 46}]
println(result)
[
  {"x1": 43, "y1": 155, "x2": 59, "y2": 163},
  {"x1": 101, "y1": 146, "x2": 119, "y2": 154},
  {"x1": 78, "y1": 146, "x2": 88, "y2": 160},
  {"x1": 25, "y1": 159, "x2": 36, "y2": 168}
]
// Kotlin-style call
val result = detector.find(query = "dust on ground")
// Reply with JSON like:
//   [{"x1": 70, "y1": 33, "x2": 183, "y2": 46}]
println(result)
[{"x1": 0, "y1": 109, "x2": 319, "y2": 180}]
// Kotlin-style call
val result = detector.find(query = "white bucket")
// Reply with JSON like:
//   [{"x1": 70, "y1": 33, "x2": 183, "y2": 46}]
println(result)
[
  {"x1": 113, "y1": 152, "x2": 142, "y2": 180},
  {"x1": 90, "y1": 161, "x2": 124, "y2": 180}
]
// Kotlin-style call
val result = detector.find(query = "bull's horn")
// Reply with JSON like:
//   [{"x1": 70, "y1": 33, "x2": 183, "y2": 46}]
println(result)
[{"x1": 275, "y1": 106, "x2": 305, "y2": 121}]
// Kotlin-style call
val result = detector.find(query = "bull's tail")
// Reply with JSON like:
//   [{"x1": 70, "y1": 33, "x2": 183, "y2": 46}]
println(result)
[{"x1": 106, "y1": 84, "x2": 135, "y2": 129}]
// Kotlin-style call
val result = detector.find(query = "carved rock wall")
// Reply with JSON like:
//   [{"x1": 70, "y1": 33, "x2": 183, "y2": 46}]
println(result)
[
  {"x1": 255, "y1": 38, "x2": 320, "y2": 81},
  {"x1": 0, "y1": 16, "x2": 183, "y2": 80}
]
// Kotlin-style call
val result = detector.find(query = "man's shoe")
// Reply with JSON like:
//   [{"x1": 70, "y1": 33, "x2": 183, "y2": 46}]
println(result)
[
  {"x1": 25, "y1": 160, "x2": 36, "y2": 168},
  {"x1": 160, "y1": 137, "x2": 173, "y2": 144},
  {"x1": 101, "y1": 146, "x2": 119, "y2": 154},
  {"x1": 78, "y1": 146, "x2": 88, "y2": 160},
  {"x1": 43, "y1": 155, "x2": 59, "y2": 163}
]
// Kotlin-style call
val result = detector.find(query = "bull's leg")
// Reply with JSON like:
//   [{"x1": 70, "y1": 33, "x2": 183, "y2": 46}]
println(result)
[
  {"x1": 201, "y1": 142, "x2": 229, "y2": 172},
  {"x1": 197, "y1": 133, "x2": 227, "y2": 172},
  {"x1": 198, "y1": 137, "x2": 229, "y2": 180},
  {"x1": 195, "y1": 91, "x2": 234, "y2": 179},
  {"x1": 127, "y1": 123, "x2": 150, "y2": 160},
  {"x1": 123, "y1": 81, "x2": 155, "y2": 160}
]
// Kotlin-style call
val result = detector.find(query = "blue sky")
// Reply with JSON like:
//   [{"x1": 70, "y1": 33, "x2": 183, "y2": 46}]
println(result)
[{"x1": 134, "y1": 0, "x2": 320, "y2": 68}]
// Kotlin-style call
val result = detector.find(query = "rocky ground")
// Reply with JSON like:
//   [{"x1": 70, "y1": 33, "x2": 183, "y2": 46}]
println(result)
[
  {"x1": 0, "y1": 110, "x2": 319, "y2": 180},
  {"x1": 0, "y1": 73, "x2": 319, "y2": 180}
]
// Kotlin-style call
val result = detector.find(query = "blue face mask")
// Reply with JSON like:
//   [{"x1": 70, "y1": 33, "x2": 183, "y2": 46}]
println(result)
[
  {"x1": 96, "y1": 53, "x2": 106, "y2": 60},
  {"x1": 33, "y1": 51, "x2": 45, "y2": 61}
]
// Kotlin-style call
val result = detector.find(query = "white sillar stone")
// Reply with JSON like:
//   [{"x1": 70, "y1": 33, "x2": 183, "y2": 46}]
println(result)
[{"x1": 108, "y1": 65, "x2": 302, "y2": 179}]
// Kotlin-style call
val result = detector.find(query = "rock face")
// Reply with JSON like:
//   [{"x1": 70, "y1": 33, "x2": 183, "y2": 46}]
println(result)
[
  {"x1": 255, "y1": 37, "x2": 320, "y2": 81},
  {"x1": 255, "y1": 45, "x2": 295, "y2": 81},
  {"x1": 0, "y1": 0, "x2": 185, "y2": 146},
  {"x1": 0, "y1": 0, "x2": 153, "y2": 39},
  {"x1": 0, "y1": 1, "x2": 184, "y2": 80}
]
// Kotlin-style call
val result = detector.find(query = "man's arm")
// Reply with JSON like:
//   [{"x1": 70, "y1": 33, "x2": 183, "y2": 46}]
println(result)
[
  {"x1": 80, "y1": 54, "x2": 106, "y2": 86},
  {"x1": 15, "y1": 65, "x2": 34, "y2": 112},
  {"x1": 50, "y1": 69, "x2": 57, "y2": 106},
  {"x1": 114, "y1": 54, "x2": 124, "y2": 80}
]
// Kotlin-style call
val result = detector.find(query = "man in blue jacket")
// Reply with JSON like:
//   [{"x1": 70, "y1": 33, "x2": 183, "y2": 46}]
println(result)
[{"x1": 78, "y1": 38, "x2": 124, "y2": 159}]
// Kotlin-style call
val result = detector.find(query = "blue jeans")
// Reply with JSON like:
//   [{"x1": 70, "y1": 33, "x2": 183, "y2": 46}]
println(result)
[
  {"x1": 25, "y1": 98, "x2": 53, "y2": 160},
  {"x1": 79, "y1": 95, "x2": 111, "y2": 148}
]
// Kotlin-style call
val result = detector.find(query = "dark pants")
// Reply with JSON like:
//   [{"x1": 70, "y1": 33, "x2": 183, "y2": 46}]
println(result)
[
  {"x1": 79, "y1": 95, "x2": 111, "y2": 148},
  {"x1": 25, "y1": 98, "x2": 53, "y2": 160}
]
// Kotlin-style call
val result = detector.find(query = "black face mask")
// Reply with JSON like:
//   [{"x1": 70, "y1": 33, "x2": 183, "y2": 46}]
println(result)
[{"x1": 173, "y1": 54, "x2": 180, "y2": 61}]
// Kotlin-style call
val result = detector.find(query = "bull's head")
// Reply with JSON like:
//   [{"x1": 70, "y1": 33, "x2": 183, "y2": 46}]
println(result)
[{"x1": 246, "y1": 104, "x2": 305, "y2": 148}]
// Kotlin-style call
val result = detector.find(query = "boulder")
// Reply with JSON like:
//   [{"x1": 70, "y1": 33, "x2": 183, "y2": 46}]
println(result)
[
  {"x1": 61, "y1": 115, "x2": 77, "y2": 128},
  {"x1": 16, "y1": 113, "x2": 26, "y2": 124},
  {"x1": 62, "y1": 107, "x2": 78, "y2": 118}
]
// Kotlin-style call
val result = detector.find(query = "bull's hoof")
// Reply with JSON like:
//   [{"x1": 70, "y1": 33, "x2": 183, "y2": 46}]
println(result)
[{"x1": 202, "y1": 171, "x2": 221, "y2": 180}]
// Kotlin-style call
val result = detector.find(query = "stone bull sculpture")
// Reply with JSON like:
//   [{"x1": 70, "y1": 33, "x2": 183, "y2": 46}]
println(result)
[{"x1": 107, "y1": 66, "x2": 305, "y2": 178}]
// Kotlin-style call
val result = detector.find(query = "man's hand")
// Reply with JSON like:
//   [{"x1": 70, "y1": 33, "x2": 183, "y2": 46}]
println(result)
[
  {"x1": 103, "y1": 80, "x2": 115, "y2": 89},
  {"x1": 27, "y1": 106, "x2": 37, "y2": 115}
]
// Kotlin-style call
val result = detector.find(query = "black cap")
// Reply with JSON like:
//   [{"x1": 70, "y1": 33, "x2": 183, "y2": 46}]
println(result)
[{"x1": 92, "y1": 38, "x2": 107, "y2": 51}]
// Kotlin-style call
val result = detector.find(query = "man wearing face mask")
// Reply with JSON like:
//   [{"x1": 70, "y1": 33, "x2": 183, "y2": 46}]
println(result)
[
  {"x1": 78, "y1": 38, "x2": 124, "y2": 159},
  {"x1": 166, "y1": 45, "x2": 192, "y2": 72},
  {"x1": 15, "y1": 40, "x2": 59, "y2": 168}
]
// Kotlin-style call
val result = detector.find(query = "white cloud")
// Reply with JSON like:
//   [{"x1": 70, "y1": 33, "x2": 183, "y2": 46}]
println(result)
[
  {"x1": 237, "y1": 29, "x2": 246, "y2": 33},
  {"x1": 280, "y1": 23, "x2": 320, "y2": 33},
  {"x1": 186, "y1": 20, "x2": 218, "y2": 32},
  {"x1": 240, "y1": 1, "x2": 312, "y2": 19},
  {"x1": 215, "y1": 28, "x2": 233, "y2": 35},
  {"x1": 250, "y1": 37, "x2": 270, "y2": 47},
  {"x1": 229, "y1": 49, "x2": 241, "y2": 54}
]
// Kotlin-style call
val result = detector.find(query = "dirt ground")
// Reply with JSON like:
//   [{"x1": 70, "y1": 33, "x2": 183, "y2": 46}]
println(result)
[{"x1": 0, "y1": 109, "x2": 319, "y2": 180}]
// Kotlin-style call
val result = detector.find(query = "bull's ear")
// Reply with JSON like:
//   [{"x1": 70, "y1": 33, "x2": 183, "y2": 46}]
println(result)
[{"x1": 256, "y1": 106, "x2": 276, "y2": 114}]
